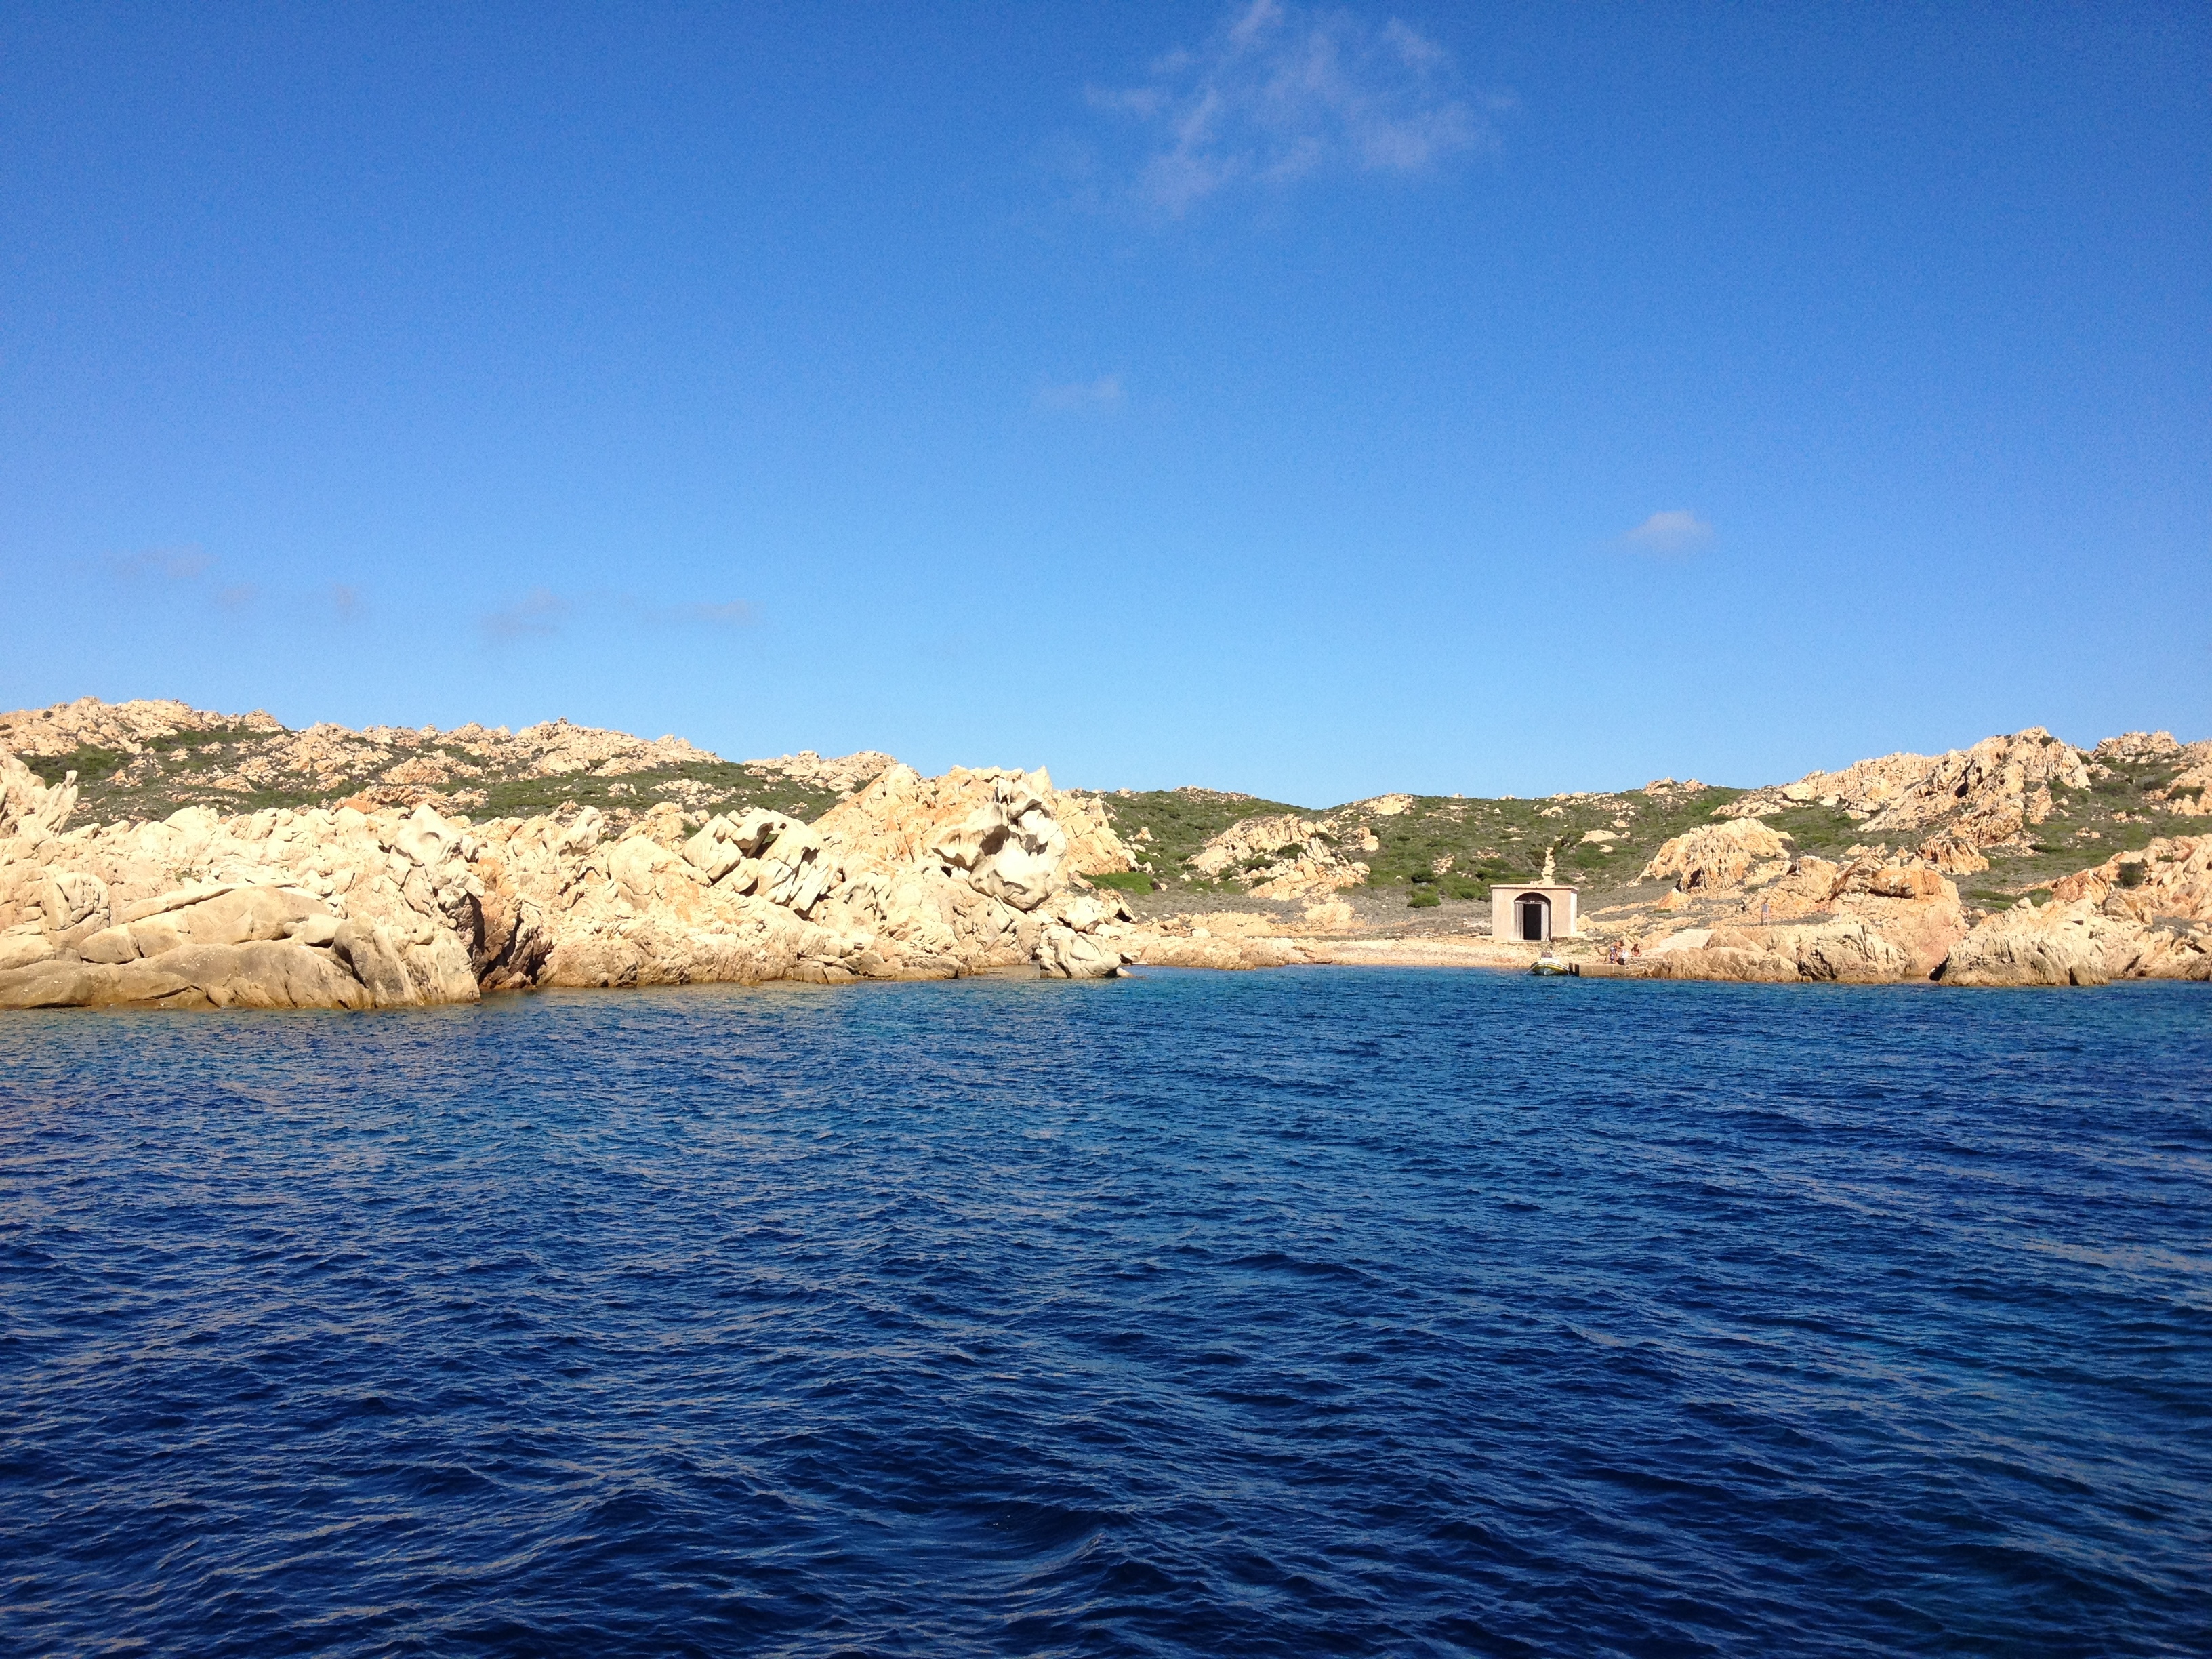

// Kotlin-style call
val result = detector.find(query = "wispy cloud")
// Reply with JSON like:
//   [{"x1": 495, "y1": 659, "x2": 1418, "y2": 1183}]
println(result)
[
  {"x1": 1088, "y1": 0, "x2": 1498, "y2": 214},
  {"x1": 652, "y1": 600, "x2": 755, "y2": 628},
  {"x1": 1622, "y1": 510, "x2": 1714, "y2": 554},
  {"x1": 480, "y1": 587, "x2": 571, "y2": 641},
  {"x1": 479, "y1": 588, "x2": 756, "y2": 643},
  {"x1": 103, "y1": 546, "x2": 375, "y2": 621},
  {"x1": 106, "y1": 547, "x2": 212, "y2": 583},
  {"x1": 1036, "y1": 373, "x2": 1126, "y2": 413}
]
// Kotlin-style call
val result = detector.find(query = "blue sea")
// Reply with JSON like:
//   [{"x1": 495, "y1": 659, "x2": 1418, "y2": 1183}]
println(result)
[{"x1": 3, "y1": 970, "x2": 2208, "y2": 1657}]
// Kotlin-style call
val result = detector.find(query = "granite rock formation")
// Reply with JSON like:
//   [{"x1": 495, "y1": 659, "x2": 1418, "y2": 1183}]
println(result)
[
  {"x1": 0, "y1": 746, "x2": 1139, "y2": 1010},
  {"x1": 1717, "y1": 728, "x2": 2095, "y2": 853},
  {"x1": 5, "y1": 699, "x2": 2207, "y2": 1000},
  {"x1": 1936, "y1": 836, "x2": 2212, "y2": 986}
]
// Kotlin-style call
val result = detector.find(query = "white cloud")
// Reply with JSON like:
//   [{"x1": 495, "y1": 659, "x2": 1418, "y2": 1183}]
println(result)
[
  {"x1": 1622, "y1": 510, "x2": 1714, "y2": 554},
  {"x1": 1089, "y1": 0, "x2": 1494, "y2": 214},
  {"x1": 1036, "y1": 372, "x2": 1126, "y2": 413}
]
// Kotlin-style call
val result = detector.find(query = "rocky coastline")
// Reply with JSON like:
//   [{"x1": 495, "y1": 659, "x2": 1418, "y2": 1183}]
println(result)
[{"x1": 1, "y1": 700, "x2": 2205, "y2": 1009}]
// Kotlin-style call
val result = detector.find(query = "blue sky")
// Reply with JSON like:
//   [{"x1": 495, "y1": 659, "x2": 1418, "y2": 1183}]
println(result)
[{"x1": 3, "y1": 2, "x2": 2205, "y2": 804}]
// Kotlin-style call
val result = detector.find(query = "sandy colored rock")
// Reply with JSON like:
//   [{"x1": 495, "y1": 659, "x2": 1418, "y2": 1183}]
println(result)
[
  {"x1": 1914, "y1": 834, "x2": 1990, "y2": 874},
  {"x1": 0, "y1": 930, "x2": 58, "y2": 972},
  {"x1": 1054, "y1": 792, "x2": 1136, "y2": 876},
  {"x1": 1036, "y1": 925, "x2": 1127, "y2": 979},
  {"x1": 1937, "y1": 836, "x2": 2212, "y2": 986},
  {"x1": 1134, "y1": 933, "x2": 1312, "y2": 970},
  {"x1": 1186, "y1": 812, "x2": 1370, "y2": 897},
  {"x1": 1639, "y1": 819, "x2": 1794, "y2": 892},
  {"x1": 0, "y1": 733, "x2": 1134, "y2": 1010},
  {"x1": 1628, "y1": 945, "x2": 1802, "y2": 983},
  {"x1": 0, "y1": 697, "x2": 284, "y2": 758},
  {"x1": 1, "y1": 754, "x2": 78, "y2": 842},
  {"x1": 740, "y1": 749, "x2": 897, "y2": 795},
  {"x1": 1720, "y1": 729, "x2": 2091, "y2": 851}
]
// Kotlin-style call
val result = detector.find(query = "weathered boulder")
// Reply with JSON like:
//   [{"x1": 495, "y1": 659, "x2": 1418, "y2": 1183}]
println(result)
[
  {"x1": 0, "y1": 958, "x2": 118, "y2": 1009},
  {"x1": 1639, "y1": 819, "x2": 1794, "y2": 892},
  {"x1": 0, "y1": 753, "x2": 77, "y2": 841},
  {"x1": 1054, "y1": 792, "x2": 1135, "y2": 876},
  {"x1": 1188, "y1": 811, "x2": 1370, "y2": 897},
  {"x1": 1135, "y1": 933, "x2": 1309, "y2": 970},
  {"x1": 110, "y1": 943, "x2": 378, "y2": 1010},
  {"x1": 1938, "y1": 836, "x2": 2212, "y2": 985},
  {"x1": 0, "y1": 930, "x2": 59, "y2": 972},
  {"x1": 2049, "y1": 835, "x2": 2212, "y2": 922},
  {"x1": 0, "y1": 941, "x2": 375, "y2": 1010},
  {"x1": 1720, "y1": 729, "x2": 2091, "y2": 850},
  {"x1": 1937, "y1": 899, "x2": 2132, "y2": 987},
  {"x1": 1631, "y1": 945, "x2": 1801, "y2": 983},
  {"x1": 1036, "y1": 926, "x2": 1126, "y2": 979},
  {"x1": 1775, "y1": 918, "x2": 1917, "y2": 983}
]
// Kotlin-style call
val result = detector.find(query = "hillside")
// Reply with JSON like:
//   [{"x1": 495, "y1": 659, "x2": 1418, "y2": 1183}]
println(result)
[
  {"x1": 3, "y1": 698, "x2": 2207, "y2": 1004},
  {"x1": 1092, "y1": 727, "x2": 2209, "y2": 917},
  {"x1": 7, "y1": 697, "x2": 2206, "y2": 918},
  {"x1": 2, "y1": 696, "x2": 892, "y2": 827}
]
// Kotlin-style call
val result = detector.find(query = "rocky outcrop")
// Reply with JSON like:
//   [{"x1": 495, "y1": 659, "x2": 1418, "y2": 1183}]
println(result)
[
  {"x1": 1131, "y1": 910, "x2": 1319, "y2": 971},
  {"x1": 1629, "y1": 939, "x2": 1803, "y2": 983},
  {"x1": 0, "y1": 695, "x2": 906, "y2": 824},
  {"x1": 1187, "y1": 811, "x2": 1372, "y2": 898},
  {"x1": 0, "y1": 750, "x2": 1137, "y2": 1012},
  {"x1": 2137, "y1": 737, "x2": 2212, "y2": 818},
  {"x1": 4, "y1": 699, "x2": 716, "y2": 791},
  {"x1": 1, "y1": 754, "x2": 78, "y2": 841},
  {"x1": 2092, "y1": 731, "x2": 2184, "y2": 766},
  {"x1": 1586, "y1": 843, "x2": 1973, "y2": 985},
  {"x1": 1936, "y1": 836, "x2": 2212, "y2": 986},
  {"x1": 1638, "y1": 819, "x2": 1793, "y2": 892},
  {"x1": 0, "y1": 697, "x2": 284, "y2": 757},
  {"x1": 1054, "y1": 792, "x2": 1137, "y2": 876},
  {"x1": 1717, "y1": 729, "x2": 2091, "y2": 851},
  {"x1": 740, "y1": 749, "x2": 898, "y2": 796}
]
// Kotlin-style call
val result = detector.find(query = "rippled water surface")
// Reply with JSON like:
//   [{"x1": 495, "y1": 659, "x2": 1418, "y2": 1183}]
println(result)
[{"x1": 3, "y1": 971, "x2": 2209, "y2": 1656}]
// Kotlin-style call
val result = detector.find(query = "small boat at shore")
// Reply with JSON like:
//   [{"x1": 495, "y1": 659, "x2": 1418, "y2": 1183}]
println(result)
[{"x1": 1531, "y1": 953, "x2": 1575, "y2": 977}]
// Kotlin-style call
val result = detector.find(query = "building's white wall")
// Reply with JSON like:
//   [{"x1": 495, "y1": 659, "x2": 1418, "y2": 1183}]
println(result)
[
  {"x1": 1490, "y1": 885, "x2": 1577, "y2": 942},
  {"x1": 1490, "y1": 890, "x2": 1515, "y2": 939}
]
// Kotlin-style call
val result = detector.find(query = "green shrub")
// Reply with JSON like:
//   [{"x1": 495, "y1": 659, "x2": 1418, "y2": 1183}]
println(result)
[
  {"x1": 28, "y1": 745, "x2": 127, "y2": 785},
  {"x1": 2117, "y1": 860, "x2": 2148, "y2": 889},
  {"x1": 1085, "y1": 869, "x2": 1154, "y2": 894},
  {"x1": 1408, "y1": 889, "x2": 1441, "y2": 909}
]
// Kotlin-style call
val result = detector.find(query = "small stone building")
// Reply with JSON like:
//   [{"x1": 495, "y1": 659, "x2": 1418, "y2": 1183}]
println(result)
[{"x1": 1490, "y1": 882, "x2": 1578, "y2": 943}]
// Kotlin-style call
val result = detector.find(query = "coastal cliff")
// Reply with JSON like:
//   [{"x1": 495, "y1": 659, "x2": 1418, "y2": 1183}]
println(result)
[
  {"x1": 1, "y1": 699, "x2": 2206, "y2": 1006},
  {"x1": 0, "y1": 704, "x2": 1143, "y2": 1008}
]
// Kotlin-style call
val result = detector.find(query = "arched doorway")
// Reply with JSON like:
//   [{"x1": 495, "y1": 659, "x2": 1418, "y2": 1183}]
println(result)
[{"x1": 1517, "y1": 892, "x2": 1549, "y2": 941}]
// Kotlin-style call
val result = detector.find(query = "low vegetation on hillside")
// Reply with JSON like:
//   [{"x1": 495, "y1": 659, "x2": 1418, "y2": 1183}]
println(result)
[
  {"x1": 1086, "y1": 736, "x2": 2209, "y2": 912},
  {"x1": 9, "y1": 699, "x2": 2205, "y2": 916}
]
